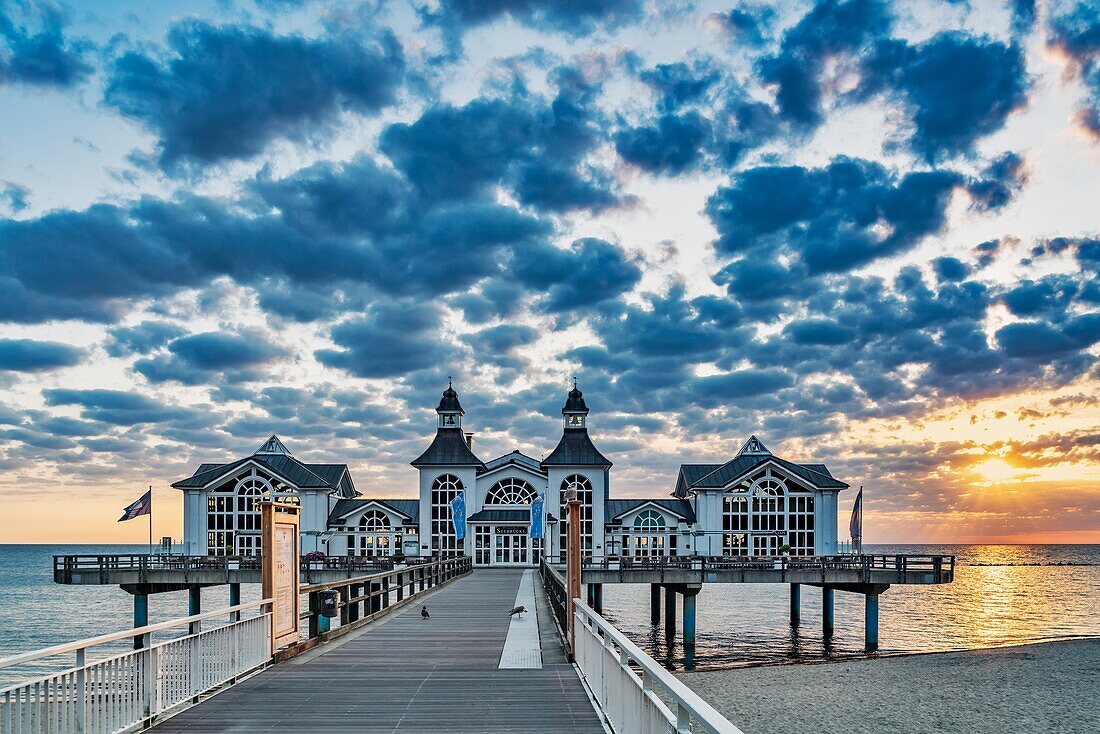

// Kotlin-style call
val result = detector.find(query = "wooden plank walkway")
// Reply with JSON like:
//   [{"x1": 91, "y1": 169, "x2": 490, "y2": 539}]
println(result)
[{"x1": 152, "y1": 569, "x2": 605, "y2": 733}]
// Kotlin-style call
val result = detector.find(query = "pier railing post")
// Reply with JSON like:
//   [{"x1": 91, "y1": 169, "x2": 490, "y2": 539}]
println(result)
[{"x1": 75, "y1": 648, "x2": 86, "y2": 733}]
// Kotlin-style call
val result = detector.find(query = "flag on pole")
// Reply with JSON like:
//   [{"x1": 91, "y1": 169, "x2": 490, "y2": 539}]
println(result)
[
  {"x1": 118, "y1": 489, "x2": 152, "y2": 522},
  {"x1": 849, "y1": 486, "x2": 863, "y2": 546},
  {"x1": 449, "y1": 491, "x2": 467, "y2": 541},
  {"x1": 530, "y1": 493, "x2": 545, "y2": 539}
]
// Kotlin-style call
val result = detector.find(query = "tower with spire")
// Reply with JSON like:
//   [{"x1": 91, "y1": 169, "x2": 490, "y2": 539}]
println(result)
[
  {"x1": 412, "y1": 380, "x2": 485, "y2": 558},
  {"x1": 542, "y1": 379, "x2": 612, "y2": 559}
]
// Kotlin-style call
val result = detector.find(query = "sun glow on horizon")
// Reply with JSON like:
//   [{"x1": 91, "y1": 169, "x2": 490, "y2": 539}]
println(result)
[{"x1": 971, "y1": 458, "x2": 1024, "y2": 484}]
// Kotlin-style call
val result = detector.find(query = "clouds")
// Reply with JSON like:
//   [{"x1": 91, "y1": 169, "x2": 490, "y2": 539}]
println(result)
[
  {"x1": 1048, "y1": 1, "x2": 1100, "y2": 139},
  {"x1": 0, "y1": 339, "x2": 82, "y2": 372},
  {"x1": 315, "y1": 302, "x2": 456, "y2": 378},
  {"x1": 103, "y1": 21, "x2": 405, "y2": 169},
  {"x1": 134, "y1": 330, "x2": 289, "y2": 385},
  {"x1": 0, "y1": 1, "x2": 90, "y2": 89}
]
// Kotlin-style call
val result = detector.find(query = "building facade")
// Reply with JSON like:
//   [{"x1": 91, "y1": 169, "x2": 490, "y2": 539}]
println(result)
[{"x1": 173, "y1": 384, "x2": 848, "y2": 564}]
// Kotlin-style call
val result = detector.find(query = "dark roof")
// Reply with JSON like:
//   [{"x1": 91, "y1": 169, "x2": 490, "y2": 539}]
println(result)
[
  {"x1": 411, "y1": 428, "x2": 486, "y2": 468},
  {"x1": 605, "y1": 499, "x2": 696, "y2": 524},
  {"x1": 437, "y1": 384, "x2": 463, "y2": 413},
  {"x1": 329, "y1": 498, "x2": 420, "y2": 525},
  {"x1": 678, "y1": 464, "x2": 722, "y2": 487},
  {"x1": 673, "y1": 452, "x2": 848, "y2": 496},
  {"x1": 482, "y1": 451, "x2": 546, "y2": 475},
  {"x1": 541, "y1": 430, "x2": 611, "y2": 467},
  {"x1": 467, "y1": 509, "x2": 529, "y2": 522},
  {"x1": 563, "y1": 384, "x2": 589, "y2": 414},
  {"x1": 255, "y1": 435, "x2": 291, "y2": 455},
  {"x1": 172, "y1": 453, "x2": 356, "y2": 497}
]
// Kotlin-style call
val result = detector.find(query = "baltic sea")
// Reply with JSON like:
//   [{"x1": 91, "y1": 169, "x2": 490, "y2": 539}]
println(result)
[{"x1": 2, "y1": 544, "x2": 1098, "y2": 685}]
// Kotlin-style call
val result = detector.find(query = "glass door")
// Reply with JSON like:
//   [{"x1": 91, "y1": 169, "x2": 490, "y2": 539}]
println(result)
[
  {"x1": 753, "y1": 534, "x2": 779, "y2": 556},
  {"x1": 494, "y1": 532, "x2": 529, "y2": 565}
]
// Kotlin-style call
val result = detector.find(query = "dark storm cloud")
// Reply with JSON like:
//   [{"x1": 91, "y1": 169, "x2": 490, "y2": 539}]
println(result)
[
  {"x1": 1048, "y1": 1, "x2": 1100, "y2": 139},
  {"x1": 42, "y1": 388, "x2": 204, "y2": 426},
  {"x1": 511, "y1": 237, "x2": 642, "y2": 312},
  {"x1": 315, "y1": 302, "x2": 459, "y2": 378},
  {"x1": 379, "y1": 73, "x2": 620, "y2": 214},
  {"x1": 996, "y1": 314, "x2": 1100, "y2": 360},
  {"x1": 614, "y1": 112, "x2": 711, "y2": 175},
  {"x1": 134, "y1": 330, "x2": 289, "y2": 386},
  {"x1": 706, "y1": 156, "x2": 1018, "y2": 274},
  {"x1": 105, "y1": 321, "x2": 187, "y2": 357},
  {"x1": 425, "y1": 0, "x2": 643, "y2": 40},
  {"x1": 707, "y1": 5, "x2": 776, "y2": 47},
  {"x1": 103, "y1": 21, "x2": 404, "y2": 169},
  {"x1": 860, "y1": 33, "x2": 1029, "y2": 160},
  {"x1": 0, "y1": 2, "x2": 91, "y2": 88},
  {"x1": 757, "y1": 0, "x2": 891, "y2": 128},
  {"x1": 0, "y1": 339, "x2": 82, "y2": 372}
]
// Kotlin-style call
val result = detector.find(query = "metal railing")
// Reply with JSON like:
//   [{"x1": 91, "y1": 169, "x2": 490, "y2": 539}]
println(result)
[
  {"x1": 54, "y1": 554, "x2": 395, "y2": 583},
  {"x1": 0, "y1": 600, "x2": 272, "y2": 734},
  {"x1": 546, "y1": 553, "x2": 955, "y2": 578},
  {"x1": 573, "y1": 599, "x2": 743, "y2": 734},
  {"x1": 297, "y1": 556, "x2": 472, "y2": 642}
]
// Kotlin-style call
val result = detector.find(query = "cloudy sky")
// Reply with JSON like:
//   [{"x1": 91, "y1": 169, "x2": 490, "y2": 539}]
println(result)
[{"x1": 0, "y1": 0, "x2": 1097, "y2": 544}]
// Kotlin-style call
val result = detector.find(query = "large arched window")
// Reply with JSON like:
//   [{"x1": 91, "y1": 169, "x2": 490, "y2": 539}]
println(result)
[
  {"x1": 485, "y1": 478, "x2": 537, "y2": 505},
  {"x1": 559, "y1": 474, "x2": 593, "y2": 559},
  {"x1": 358, "y1": 509, "x2": 394, "y2": 556},
  {"x1": 431, "y1": 474, "x2": 464, "y2": 557},
  {"x1": 722, "y1": 468, "x2": 814, "y2": 557},
  {"x1": 206, "y1": 469, "x2": 279, "y2": 556},
  {"x1": 632, "y1": 510, "x2": 667, "y2": 558}
]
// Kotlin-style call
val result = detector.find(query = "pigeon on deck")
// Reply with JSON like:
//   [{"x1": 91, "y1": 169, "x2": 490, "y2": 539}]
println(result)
[
  {"x1": 509, "y1": 605, "x2": 527, "y2": 617},
  {"x1": 421, "y1": 605, "x2": 430, "y2": 620}
]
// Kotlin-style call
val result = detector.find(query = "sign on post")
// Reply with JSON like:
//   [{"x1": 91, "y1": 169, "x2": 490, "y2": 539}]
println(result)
[{"x1": 262, "y1": 501, "x2": 300, "y2": 653}]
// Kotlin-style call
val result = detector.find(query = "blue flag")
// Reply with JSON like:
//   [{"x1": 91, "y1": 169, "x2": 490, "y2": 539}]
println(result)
[
  {"x1": 849, "y1": 486, "x2": 863, "y2": 541},
  {"x1": 118, "y1": 489, "x2": 152, "y2": 522},
  {"x1": 530, "y1": 493, "x2": 544, "y2": 539},
  {"x1": 450, "y1": 491, "x2": 466, "y2": 541}
]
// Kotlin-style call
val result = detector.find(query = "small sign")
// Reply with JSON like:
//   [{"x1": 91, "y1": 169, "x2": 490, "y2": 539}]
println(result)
[{"x1": 495, "y1": 526, "x2": 527, "y2": 535}]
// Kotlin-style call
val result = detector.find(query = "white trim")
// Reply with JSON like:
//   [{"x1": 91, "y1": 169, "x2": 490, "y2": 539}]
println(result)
[
  {"x1": 477, "y1": 459, "x2": 548, "y2": 481},
  {"x1": 331, "y1": 499, "x2": 413, "y2": 523},
  {"x1": 717, "y1": 459, "x2": 827, "y2": 493},
  {"x1": 608, "y1": 499, "x2": 692, "y2": 522}
]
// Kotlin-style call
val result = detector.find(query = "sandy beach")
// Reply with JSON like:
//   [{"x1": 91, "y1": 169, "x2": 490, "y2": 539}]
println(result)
[{"x1": 677, "y1": 638, "x2": 1100, "y2": 734}]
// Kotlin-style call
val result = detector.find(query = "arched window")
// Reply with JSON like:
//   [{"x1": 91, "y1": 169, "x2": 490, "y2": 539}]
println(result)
[
  {"x1": 431, "y1": 474, "x2": 464, "y2": 556},
  {"x1": 357, "y1": 509, "x2": 395, "y2": 556},
  {"x1": 485, "y1": 478, "x2": 537, "y2": 505},
  {"x1": 559, "y1": 475, "x2": 593, "y2": 558},
  {"x1": 633, "y1": 510, "x2": 666, "y2": 531}
]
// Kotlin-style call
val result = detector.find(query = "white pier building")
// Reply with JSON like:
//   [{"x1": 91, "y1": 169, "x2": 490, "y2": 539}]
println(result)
[{"x1": 174, "y1": 383, "x2": 848, "y2": 565}]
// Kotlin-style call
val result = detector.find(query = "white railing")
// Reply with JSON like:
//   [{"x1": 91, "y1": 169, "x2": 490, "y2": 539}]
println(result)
[
  {"x1": 573, "y1": 599, "x2": 743, "y2": 734},
  {"x1": 0, "y1": 600, "x2": 271, "y2": 734}
]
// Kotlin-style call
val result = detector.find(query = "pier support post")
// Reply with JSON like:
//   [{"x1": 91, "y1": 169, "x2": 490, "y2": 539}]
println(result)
[
  {"x1": 663, "y1": 586, "x2": 677, "y2": 643},
  {"x1": 865, "y1": 592, "x2": 879, "y2": 652},
  {"x1": 822, "y1": 587, "x2": 834, "y2": 639},
  {"x1": 133, "y1": 593, "x2": 148, "y2": 649},
  {"x1": 682, "y1": 591, "x2": 697, "y2": 647},
  {"x1": 188, "y1": 587, "x2": 202, "y2": 635},
  {"x1": 229, "y1": 582, "x2": 241, "y2": 622},
  {"x1": 650, "y1": 584, "x2": 661, "y2": 624},
  {"x1": 790, "y1": 583, "x2": 801, "y2": 628}
]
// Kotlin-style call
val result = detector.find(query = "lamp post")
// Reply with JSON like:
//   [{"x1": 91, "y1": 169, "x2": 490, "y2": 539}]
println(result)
[
  {"x1": 547, "y1": 515, "x2": 559, "y2": 563},
  {"x1": 565, "y1": 486, "x2": 581, "y2": 659}
]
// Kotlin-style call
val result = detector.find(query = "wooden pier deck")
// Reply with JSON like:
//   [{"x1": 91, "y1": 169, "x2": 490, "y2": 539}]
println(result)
[{"x1": 150, "y1": 569, "x2": 604, "y2": 733}]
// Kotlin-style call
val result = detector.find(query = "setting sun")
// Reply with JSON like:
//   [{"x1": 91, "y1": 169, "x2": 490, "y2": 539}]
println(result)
[{"x1": 972, "y1": 458, "x2": 1022, "y2": 484}]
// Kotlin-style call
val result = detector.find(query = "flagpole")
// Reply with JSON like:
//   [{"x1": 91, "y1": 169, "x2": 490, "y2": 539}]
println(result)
[{"x1": 149, "y1": 484, "x2": 153, "y2": 554}]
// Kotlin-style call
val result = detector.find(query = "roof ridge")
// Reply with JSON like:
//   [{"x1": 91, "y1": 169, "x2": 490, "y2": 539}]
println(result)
[
  {"x1": 691, "y1": 454, "x2": 764, "y2": 487},
  {"x1": 256, "y1": 453, "x2": 337, "y2": 488}
]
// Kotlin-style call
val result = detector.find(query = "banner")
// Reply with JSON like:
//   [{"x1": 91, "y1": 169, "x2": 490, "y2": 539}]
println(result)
[
  {"x1": 849, "y1": 486, "x2": 863, "y2": 543},
  {"x1": 450, "y1": 491, "x2": 467, "y2": 541},
  {"x1": 530, "y1": 493, "x2": 545, "y2": 539}
]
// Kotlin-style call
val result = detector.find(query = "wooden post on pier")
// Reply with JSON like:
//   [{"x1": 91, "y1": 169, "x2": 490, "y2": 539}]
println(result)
[{"x1": 566, "y1": 488, "x2": 582, "y2": 658}]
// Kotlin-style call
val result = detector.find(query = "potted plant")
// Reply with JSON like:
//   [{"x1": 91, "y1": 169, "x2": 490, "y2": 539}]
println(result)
[
  {"x1": 304, "y1": 550, "x2": 327, "y2": 569},
  {"x1": 774, "y1": 543, "x2": 791, "y2": 569}
]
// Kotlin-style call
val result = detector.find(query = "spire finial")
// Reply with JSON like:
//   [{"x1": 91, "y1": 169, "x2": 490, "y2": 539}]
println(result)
[
  {"x1": 448, "y1": 376, "x2": 452, "y2": 389},
  {"x1": 572, "y1": 375, "x2": 577, "y2": 389}
]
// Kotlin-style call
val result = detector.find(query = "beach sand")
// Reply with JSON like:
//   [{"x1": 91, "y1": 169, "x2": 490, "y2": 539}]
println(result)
[{"x1": 677, "y1": 638, "x2": 1100, "y2": 734}]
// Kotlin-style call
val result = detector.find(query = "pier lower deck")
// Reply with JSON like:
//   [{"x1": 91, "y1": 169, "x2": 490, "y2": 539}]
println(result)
[{"x1": 150, "y1": 569, "x2": 604, "y2": 733}]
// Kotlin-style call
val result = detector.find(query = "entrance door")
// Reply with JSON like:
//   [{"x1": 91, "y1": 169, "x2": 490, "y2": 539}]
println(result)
[
  {"x1": 473, "y1": 526, "x2": 491, "y2": 566},
  {"x1": 235, "y1": 534, "x2": 260, "y2": 556},
  {"x1": 752, "y1": 534, "x2": 779, "y2": 556},
  {"x1": 494, "y1": 532, "x2": 529, "y2": 565}
]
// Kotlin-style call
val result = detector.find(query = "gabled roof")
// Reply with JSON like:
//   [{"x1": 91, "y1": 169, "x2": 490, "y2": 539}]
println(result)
[
  {"x1": 481, "y1": 451, "x2": 546, "y2": 476},
  {"x1": 328, "y1": 498, "x2": 420, "y2": 525},
  {"x1": 605, "y1": 498, "x2": 695, "y2": 524},
  {"x1": 541, "y1": 430, "x2": 612, "y2": 468},
  {"x1": 173, "y1": 442, "x2": 357, "y2": 498},
  {"x1": 673, "y1": 444, "x2": 848, "y2": 497},
  {"x1": 411, "y1": 428, "x2": 486, "y2": 468}
]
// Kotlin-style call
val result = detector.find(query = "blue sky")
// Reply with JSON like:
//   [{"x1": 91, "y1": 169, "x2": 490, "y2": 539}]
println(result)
[{"x1": 0, "y1": 0, "x2": 1097, "y2": 543}]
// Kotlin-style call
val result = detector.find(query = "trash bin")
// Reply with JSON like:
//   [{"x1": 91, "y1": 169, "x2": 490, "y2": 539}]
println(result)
[{"x1": 319, "y1": 590, "x2": 339, "y2": 618}]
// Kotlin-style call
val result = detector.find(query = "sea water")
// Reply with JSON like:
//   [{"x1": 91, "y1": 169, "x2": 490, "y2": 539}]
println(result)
[{"x1": 1, "y1": 543, "x2": 1098, "y2": 685}]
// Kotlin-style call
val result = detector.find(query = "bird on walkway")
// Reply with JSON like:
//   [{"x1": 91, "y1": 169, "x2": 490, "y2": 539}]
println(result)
[
  {"x1": 421, "y1": 605, "x2": 430, "y2": 620},
  {"x1": 509, "y1": 605, "x2": 527, "y2": 618}
]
